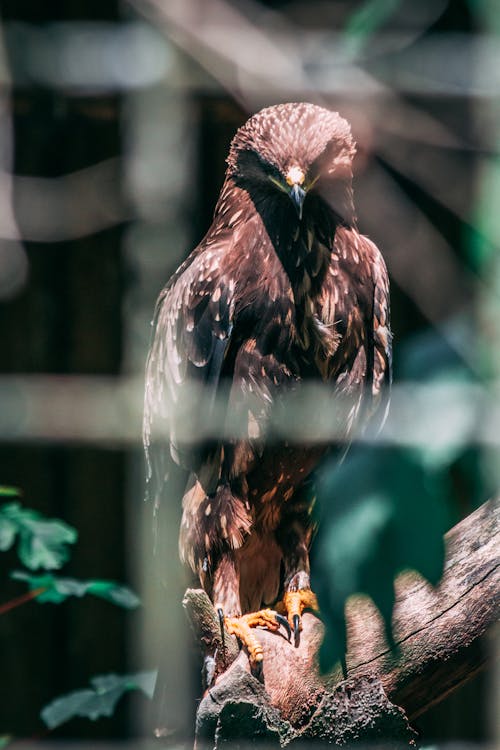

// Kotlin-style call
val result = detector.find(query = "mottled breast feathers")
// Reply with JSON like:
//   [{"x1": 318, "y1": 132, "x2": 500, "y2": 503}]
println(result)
[{"x1": 143, "y1": 218, "x2": 391, "y2": 514}]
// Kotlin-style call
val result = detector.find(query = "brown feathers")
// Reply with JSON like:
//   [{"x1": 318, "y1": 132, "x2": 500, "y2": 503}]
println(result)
[{"x1": 143, "y1": 102, "x2": 391, "y2": 614}]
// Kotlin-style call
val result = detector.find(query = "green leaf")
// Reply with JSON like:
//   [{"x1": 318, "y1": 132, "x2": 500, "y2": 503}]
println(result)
[
  {"x1": 0, "y1": 736, "x2": 13, "y2": 749},
  {"x1": 83, "y1": 580, "x2": 141, "y2": 609},
  {"x1": 0, "y1": 486, "x2": 20, "y2": 497},
  {"x1": 11, "y1": 571, "x2": 141, "y2": 608},
  {"x1": 40, "y1": 671, "x2": 157, "y2": 729},
  {"x1": 0, "y1": 502, "x2": 77, "y2": 570},
  {"x1": 314, "y1": 445, "x2": 452, "y2": 672},
  {"x1": 0, "y1": 517, "x2": 17, "y2": 552}
]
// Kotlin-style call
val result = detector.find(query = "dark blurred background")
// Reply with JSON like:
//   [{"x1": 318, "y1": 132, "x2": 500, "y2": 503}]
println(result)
[{"x1": 0, "y1": 0, "x2": 498, "y2": 743}]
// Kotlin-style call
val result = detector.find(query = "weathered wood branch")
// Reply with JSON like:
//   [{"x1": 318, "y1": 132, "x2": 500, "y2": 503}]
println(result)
[
  {"x1": 347, "y1": 498, "x2": 499, "y2": 718},
  {"x1": 184, "y1": 499, "x2": 499, "y2": 746}
]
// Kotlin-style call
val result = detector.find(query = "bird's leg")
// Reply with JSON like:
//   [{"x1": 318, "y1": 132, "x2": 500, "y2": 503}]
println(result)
[
  {"x1": 277, "y1": 571, "x2": 319, "y2": 646},
  {"x1": 213, "y1": 553, "x2": 291, "y2": 670},
  {"x1": 212, "y1": 553, "x2": 241, "y2": 623},
  {"x1": 276, "y1": 520, "x2": 319, "y2": 645}
]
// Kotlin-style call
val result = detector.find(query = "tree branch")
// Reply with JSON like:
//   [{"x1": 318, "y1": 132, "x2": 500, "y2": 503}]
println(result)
[
  {"x1": 347, "y1": 498, "x2": 499, "y2": 718},
  {"x1": 184, "y1": 499, "x2": 499, "y2": 746}
]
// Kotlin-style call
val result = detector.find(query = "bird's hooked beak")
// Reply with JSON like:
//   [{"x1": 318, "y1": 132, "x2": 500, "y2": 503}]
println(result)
[
  {"x1": 290, "y1": 184, "x2": 306, "y2": 219},
  {"x1": 286, "y1": 166, "x2": 306, "y2": 220}
]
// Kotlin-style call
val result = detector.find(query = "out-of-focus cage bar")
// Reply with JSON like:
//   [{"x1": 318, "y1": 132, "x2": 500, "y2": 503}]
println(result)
[{"x1": 0, "y1": 0, "x2": 498, "y2": 744}]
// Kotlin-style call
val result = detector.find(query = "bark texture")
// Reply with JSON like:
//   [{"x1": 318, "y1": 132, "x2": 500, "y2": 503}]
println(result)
[{"x1": 183, "y1": 499, "x2": 499, "y2": 746}]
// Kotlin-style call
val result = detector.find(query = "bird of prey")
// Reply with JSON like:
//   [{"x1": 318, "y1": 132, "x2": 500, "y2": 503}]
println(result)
[{"x1": 144, "y1": 102, "x2": 391, "y2": 669}]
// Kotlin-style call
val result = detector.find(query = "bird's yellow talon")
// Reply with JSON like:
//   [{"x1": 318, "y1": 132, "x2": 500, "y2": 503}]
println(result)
[
  {"x1": 281, "y1": 589, "x2": 319, "y2": 644},
  {"x1": 224, "y1": 608, "x2": 289, "y2": 665}
]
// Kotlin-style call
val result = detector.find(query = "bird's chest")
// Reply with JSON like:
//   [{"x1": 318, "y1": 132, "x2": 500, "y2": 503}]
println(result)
[
  {"x1": 282, "y1": 239, "x2": 340, "y2": 379},
  {"x1": 291, "y1": 250, "x2": 369, "y2": 382},
  {"x1": 292, "y1": 298, "x2": 341, "y2": 380},
  {"x1": 247, "y1": 443, "x2": 326, "y2": 532}
]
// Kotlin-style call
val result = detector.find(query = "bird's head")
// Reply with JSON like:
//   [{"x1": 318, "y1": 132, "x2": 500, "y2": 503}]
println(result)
[{"x1": 226, "y1": 102, "x2": 356, "y2": 226}]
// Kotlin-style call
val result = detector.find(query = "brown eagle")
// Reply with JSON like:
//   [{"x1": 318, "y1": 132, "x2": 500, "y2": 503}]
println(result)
[{"x1": 144, "y1": 102, "x2": 391, "y2": 667}]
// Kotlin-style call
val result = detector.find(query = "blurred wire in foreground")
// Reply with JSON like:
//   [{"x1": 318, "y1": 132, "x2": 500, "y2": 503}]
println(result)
[{"x1": 0, "y1": 374, "x2": 498, "y2": 451}]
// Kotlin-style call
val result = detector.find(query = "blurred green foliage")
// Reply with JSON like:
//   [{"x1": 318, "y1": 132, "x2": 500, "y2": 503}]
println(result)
[
  {"x1": 314, "y1": 445, "x2": 453, "y2": 671},
  {"x1": 11, "y1": 571, "x2": 141, "y2": 608},
  {"x1": 343, "y1": 0, "x2": 402, "y2": 57},
  {"x1": 0, "y1": 501, "x2": 77, "y2": 571},
  {"x1": 0, "y1": 494, "x2": 147, "y2": 736},
  {"x1": 314, "y1": 320, "x2": 492, "y2": 672},
  {"x1": 40, "y1": 672, "x2": 157, "y2": 730},
  {"x1": 0, "y1": 488, "x2": 20, "y2": 498}
]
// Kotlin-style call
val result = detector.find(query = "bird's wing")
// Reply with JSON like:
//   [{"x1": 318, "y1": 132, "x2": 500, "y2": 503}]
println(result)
[
  {"x1": 363, "y1": 235, "x2": 392, "y2": 428},
  {"x1": 143, "y1": 239, "x2": 235, "y2": 525},
  {"x1": 317, "y1": 230, "x2": 392, "y2": 441}
]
